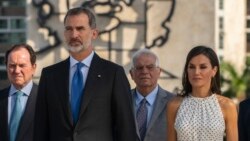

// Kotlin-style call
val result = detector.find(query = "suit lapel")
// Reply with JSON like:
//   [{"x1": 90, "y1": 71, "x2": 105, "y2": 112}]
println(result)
[
  {"x1": 77, "y1": 54, "x2": 102, "y2": 125},
  {"x1": 146, "y1": 87, "x2": 169, "y2": 133},
  {"x1": 16, "y1": 84, "x2": 38, "y2": 141},
  {"x1": 131, "y1": 89, "x2": 142, "y2": 141},
  {"x1": 57, "y1": 58, "x2": 73, "y2": 125},
  {"x1": 0, "y1": 87, "x2": 10, "y2": 141}
]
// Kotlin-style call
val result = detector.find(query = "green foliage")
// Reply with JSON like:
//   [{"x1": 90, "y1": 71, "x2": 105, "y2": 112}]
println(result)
[{"x1": 220, "y1": 57, "x2": 250, "y2": 99}]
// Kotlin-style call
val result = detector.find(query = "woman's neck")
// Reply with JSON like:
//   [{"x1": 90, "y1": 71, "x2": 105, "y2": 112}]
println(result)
[{"x1": 191, "y1": 88, "x2": 212, "y2": 98}]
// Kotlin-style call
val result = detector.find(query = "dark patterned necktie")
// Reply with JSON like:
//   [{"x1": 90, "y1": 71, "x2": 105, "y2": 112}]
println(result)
[
  {"x1": 136, "y1": 98, "x2": 148, "y2": 141},
  {"x1": 71, "y1": 62, "x2": 84, "y2": 124}
]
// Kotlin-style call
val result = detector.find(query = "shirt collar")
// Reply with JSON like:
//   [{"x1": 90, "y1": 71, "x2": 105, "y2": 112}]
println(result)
[
  {"x1": 70, "y1": 51, "x2": 94, "y2": 68},
  {"x1": 135, "y1": 85, "x2": 159, "y2": 106},
  {"x1": 9, "y1": 80, "x2": 33, "y2": 96}
]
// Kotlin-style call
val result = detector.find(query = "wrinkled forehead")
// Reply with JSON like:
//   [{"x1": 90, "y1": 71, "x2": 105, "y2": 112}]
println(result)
[
  {"x1": 8, "y1": 48, "x2": 31, "y2": 61},
  {"x1": 135, "y1": 54, "x2": 157, "y2": 65}
]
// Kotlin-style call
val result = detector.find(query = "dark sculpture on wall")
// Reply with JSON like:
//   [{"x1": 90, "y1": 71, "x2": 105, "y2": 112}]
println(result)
[
  {"x1": 32, "y1": 0, "x2": 177, "y2": 79},
  {"x1": 32, "y1": 0, "x2": 61, "y2": 54}
]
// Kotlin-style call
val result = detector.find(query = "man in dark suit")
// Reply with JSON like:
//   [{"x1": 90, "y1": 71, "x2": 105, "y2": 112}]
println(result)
[
  {"x1": 238, "y1": 98, "x2": 250, "y2": 141},
  {"x1": 34, "y1": 7, "x2": 137, "y2": 141},
  {"x1": 0, "y1": 43, "x2": 38, "y2": 141},
  {"x1": 130, "y1": 48, "x2": 174, "y2": 141}
]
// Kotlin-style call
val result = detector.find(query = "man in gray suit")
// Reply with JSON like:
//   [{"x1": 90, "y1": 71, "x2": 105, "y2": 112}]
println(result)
[
  {"x1": 130, "y1": 48, "x2": 174, "y2": 141},
  {"x1": 0, "y1": 43, "x2": 38, "y2": 141}
]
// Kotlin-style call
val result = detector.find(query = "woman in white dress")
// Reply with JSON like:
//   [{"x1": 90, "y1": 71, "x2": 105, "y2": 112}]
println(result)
[{"x1": 167, "y1": 46, "x2": 238, "y2": 141}]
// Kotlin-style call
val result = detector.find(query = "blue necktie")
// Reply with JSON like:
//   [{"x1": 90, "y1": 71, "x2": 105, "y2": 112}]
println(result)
[
  {"x1": 136, "y1": 98, "x2": 148, "y2": 141},
  {"x1": 9, "y1": 91, "x2": 24, "y2": 141},
  {"x1": 71, "y1": 62, "x2": 84, "y2": 124}
]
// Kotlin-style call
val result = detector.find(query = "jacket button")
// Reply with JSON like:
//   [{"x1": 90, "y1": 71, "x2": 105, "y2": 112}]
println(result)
[{"x1": 74, "y1": 131, "x2": 79, "y2": 136}]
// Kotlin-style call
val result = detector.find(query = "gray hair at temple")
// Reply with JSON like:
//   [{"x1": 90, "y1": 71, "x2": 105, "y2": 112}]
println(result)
[
  {"x1": 64, "y1": 7, "x2": 96, "y2": 29},
  {"x1": 131, "y1": 48, "x2": 160, "y2": 68}
]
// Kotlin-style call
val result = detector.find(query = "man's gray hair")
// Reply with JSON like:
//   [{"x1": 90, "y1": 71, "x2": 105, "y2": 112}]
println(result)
[
  {"x1": 64, "y1": 7, "x2": 96, "y2": 29},
  {"x1": 131, "y1": 48, "x2": 160, "y2": 68}
]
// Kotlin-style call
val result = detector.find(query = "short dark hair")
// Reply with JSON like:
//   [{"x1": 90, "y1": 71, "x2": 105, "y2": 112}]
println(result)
[
  {"x1": 181, "y1": 46, "x2": 221, "y2": 96},
  {"x1": 64, "y1": 7, "x2": 96, "y2": 29},
  {"x1": 5, "y1": 43, "x2": 36, "y2": 65}
]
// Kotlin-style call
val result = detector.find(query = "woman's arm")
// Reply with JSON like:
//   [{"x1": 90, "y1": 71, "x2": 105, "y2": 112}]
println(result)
[
  {"x1": 218, "y1": 95, "x2": 238, "y2": 141},
  {"x1": 166, "y1": 97, "x2": 182, "y2": 141}
]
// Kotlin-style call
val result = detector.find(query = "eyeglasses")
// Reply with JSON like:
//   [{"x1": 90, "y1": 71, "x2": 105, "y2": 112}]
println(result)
[{"x1": 133, "y1": 65, "x2": 159, "y2": 71}]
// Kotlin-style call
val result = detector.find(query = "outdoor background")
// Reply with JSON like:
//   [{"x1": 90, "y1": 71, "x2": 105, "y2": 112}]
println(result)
[{"x1": 0, "y1": 0, "x2": 248, "y2": 103}]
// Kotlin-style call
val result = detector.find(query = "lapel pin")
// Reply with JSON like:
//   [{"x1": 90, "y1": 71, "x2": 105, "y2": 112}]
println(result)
[{"x1": 97, "y1": 75, "x2": 101, "y2": 78}]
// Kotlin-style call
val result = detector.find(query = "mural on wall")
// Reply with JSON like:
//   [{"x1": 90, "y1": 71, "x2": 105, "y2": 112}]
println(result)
[{"x1": 32, "y1": 0, "x2": 177, "y2": 79}]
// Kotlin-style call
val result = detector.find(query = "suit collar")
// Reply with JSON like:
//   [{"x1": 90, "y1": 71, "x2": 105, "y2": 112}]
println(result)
[
  {"x1": 132, "y1": 86, "x2": 173, "y2": 139},
  {"x1": 75, "y1": 53, "x2": 103, "y2": 128},
  {"x1": 69, "y1": 51, "x2": 94, "y2": 68},
  {"x1": 0, "y1": 87, "x2": 10, "y2": 141},
  {"x1": 0, "y1": 84, "x2": 38, "y2": 141},
  {"x1": 146, "y1": 86, "x2": 171, "y2": 133},
  {"x1": 134, "y1": 85, "x2": 159, "y2": 106},
  {"x1": 16, "y1": 83, "x2": 38, "y2": 141},
  {"x1": 9, "y1": 81, "x2": 33, "y2": 96},
  {"x1": 55, "y1": 58, "x2": 72, "y2": 125},
  {"x1": 131, "y1": 89, "x2": 141, "y2": 140}
]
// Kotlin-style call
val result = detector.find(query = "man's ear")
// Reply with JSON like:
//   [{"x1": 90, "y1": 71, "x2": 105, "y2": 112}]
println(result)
[
  {"x1": 92, "y1": 29, "x2": 99, "y2": 39},
  {"x1": 129, "y1": 69, "x2": 134, "y2": 80}
]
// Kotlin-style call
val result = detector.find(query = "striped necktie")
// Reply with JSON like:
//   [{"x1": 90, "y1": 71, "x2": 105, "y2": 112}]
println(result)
[{"x1": 136, "y1": 98, "x2": 148, "y2": 141}]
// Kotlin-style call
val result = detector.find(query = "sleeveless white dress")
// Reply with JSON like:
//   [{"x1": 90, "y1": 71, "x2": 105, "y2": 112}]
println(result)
[{"x1": 174, "y1": 94, "x2": 225, "y2": 141}]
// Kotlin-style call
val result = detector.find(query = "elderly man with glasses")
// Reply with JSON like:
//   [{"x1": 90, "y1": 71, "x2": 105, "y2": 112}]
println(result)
[{"x1": 130, "y1": 48, "x2": 174, "y2": 141}]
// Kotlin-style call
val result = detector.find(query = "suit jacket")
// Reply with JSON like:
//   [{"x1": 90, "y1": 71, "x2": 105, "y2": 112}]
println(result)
[
  {"x1": 238, "y1": 98, "x2": 250, "y2": 141},
  {"x1": 34, "y1": 53, "x2": 137, "y2": 141},
  {"x1": 132, "y1": 86, "x2": 174, "y2": 141},
  {"x1": 0, "y1": 83, "x2": 38, "y2": 141}
]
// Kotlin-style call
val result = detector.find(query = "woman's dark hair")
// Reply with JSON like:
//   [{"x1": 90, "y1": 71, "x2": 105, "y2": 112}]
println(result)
[
  {"x1": 180, "y1": 46, "x2": 221, "y2": 96},
  {"x1": 5, "y1": 43, "x2": 36, "y2": 65},
  {"x1": 64, "y1": 7, "x2": 96, "y2": 29}
]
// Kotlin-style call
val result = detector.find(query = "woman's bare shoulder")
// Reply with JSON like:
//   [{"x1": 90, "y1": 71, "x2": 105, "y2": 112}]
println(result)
[
  {"x1": 168, "y1": 96, "x2": 184, "y2": 109},
  {"x1": 216, "y1": 94, "x2": 237, "y2": 111}
]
